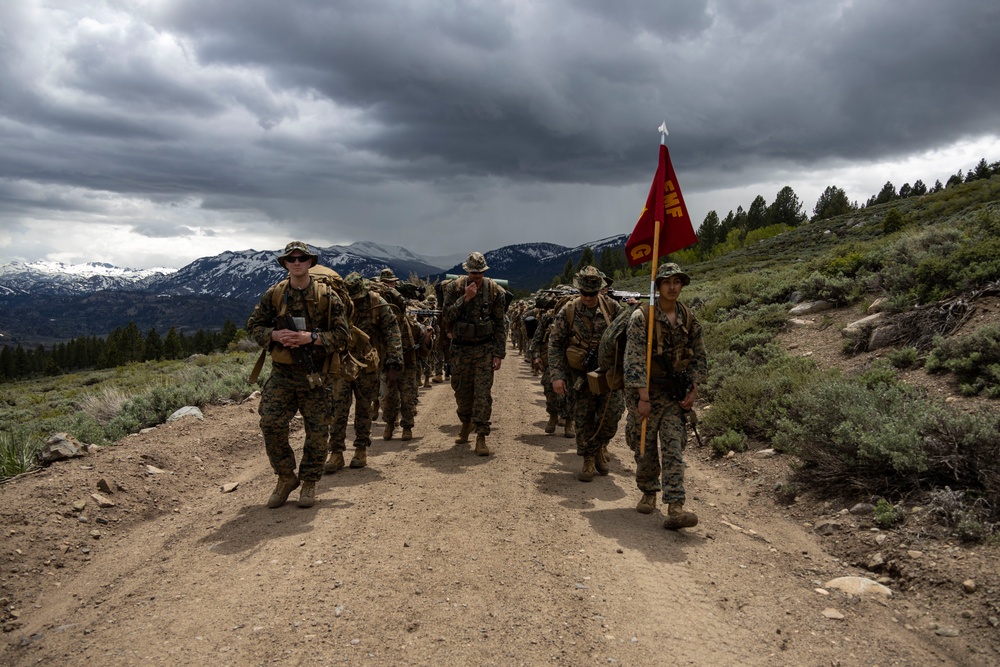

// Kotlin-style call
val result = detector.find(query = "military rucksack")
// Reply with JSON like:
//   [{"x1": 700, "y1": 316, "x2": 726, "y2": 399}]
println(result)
[
  {"x1": 248, "y1": 265, "x2": 360, "y2": 384},
  {"x1": 596, "y1": 300, "x2": 692, "y2": 392},
  {"x1": 369, "y1": 280, "x2": 418, "y2": 363}
]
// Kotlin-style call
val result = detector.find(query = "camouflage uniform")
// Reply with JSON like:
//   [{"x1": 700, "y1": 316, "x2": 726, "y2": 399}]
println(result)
[
  {"x1": 527, "y1": 306, "x2": 569, "y2": 423},
  {"x1": 329, "y1": 273, "x2": 403, "y2": 457},
  {"x1": 548, "y1": 267, "x2": 623, "y2": 463},
  {"x1": 623, "y1": 265, "x2": 707, "y2": 507},
  {"x1": 442, "y1": 253, "x2": 507, "y2": 441},
  {"x1": 247, "y1": 246, "x2": 350, "y2": 487}
]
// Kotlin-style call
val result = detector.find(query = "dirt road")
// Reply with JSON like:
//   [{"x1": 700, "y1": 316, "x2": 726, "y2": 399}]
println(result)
[{"x1": 1, "y1": 350, "x2": 988, "y2": 665}]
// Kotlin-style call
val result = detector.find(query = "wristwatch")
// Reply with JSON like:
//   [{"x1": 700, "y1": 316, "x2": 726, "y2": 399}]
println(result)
[{"x1": 310, "y1": 331, "x2": 319, "y2": 343}]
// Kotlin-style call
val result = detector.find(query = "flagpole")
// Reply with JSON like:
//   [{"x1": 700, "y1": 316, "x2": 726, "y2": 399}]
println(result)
[{"x1": 640, "y1": 123, "x2": 669, "y2": 457}]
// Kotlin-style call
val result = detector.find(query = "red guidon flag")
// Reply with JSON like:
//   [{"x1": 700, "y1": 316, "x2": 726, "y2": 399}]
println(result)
[{"x1": 625, "y1": 144, "x2": 698, "y2": 267}]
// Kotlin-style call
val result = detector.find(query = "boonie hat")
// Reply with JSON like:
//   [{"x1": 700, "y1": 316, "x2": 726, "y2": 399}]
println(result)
[
  {"x1": 379, "y1": 268, "x2": 399, "y2": 283},
  {"x1": 654, "y1": 263, "x2": 691, "y2": 287},
  {"x1": 277, "y1": 241, "x2": 318, "y2": 268},
  {"x1": 462, "y1": 252, "x2": 489, "y2": 272},
  {"x1": 345, "y1": 272, "x2": 369, "y2": 300},
  {"x1": 573, "y1": 266, "x2": 604, "y2": 293}
]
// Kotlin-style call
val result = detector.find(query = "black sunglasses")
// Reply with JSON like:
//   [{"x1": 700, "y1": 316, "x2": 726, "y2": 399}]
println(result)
[
  {"x1": 579, "y1": 290, "x2": 598, "y2": 297},
  {"x1": 285, "y1": 255, "x2": 311, "y2": 264}
]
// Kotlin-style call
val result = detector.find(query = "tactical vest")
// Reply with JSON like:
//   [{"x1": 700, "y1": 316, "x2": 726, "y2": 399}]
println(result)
[{"x1": 450, "y1": 276, "x2": 500, "y2": 343}]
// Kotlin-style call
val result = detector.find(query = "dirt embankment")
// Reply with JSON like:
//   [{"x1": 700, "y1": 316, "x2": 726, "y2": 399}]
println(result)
[{"x1": 2, "y1": 341, "x2": 997, "y2": 666}]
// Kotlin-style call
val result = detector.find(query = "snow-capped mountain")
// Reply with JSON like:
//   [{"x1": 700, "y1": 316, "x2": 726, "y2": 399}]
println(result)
[
  {"x1": 0, "y1": 261, "x2": 174, "y2": 296},
  {"x1": 0, "y1": 236, "x2": 627, "y2": 343}
]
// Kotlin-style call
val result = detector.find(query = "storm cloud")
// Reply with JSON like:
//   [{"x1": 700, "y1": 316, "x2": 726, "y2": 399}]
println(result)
[{"x1": 1, "y1": 0, "x2": 998, "y2": 267}]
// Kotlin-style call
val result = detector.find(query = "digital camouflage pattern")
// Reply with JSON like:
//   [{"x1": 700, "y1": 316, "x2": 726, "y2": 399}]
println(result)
[
  {"x1": 329, "y1": 286, "x2": 403, "y2": 452},
  {"x1": 547, "y1": 290, "x2": 623, "y2": 456},
  {"x1": 623, "y1": 300, "x2": 707, "y2": 503},
  {"x1": 527, "y1": 308, "x2": 569, "y2": 420},
  {"x1": 442, "y1": 273, "x2": 507, "y2": 435},
  {"x1": 247, "y1": 277, "x2": 350, "y2": 482}
]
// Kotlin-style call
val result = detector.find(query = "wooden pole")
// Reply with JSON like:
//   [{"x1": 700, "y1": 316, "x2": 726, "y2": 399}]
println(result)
[{"x1": 639, "y1": 220, "x2": 661, "y2": 456}]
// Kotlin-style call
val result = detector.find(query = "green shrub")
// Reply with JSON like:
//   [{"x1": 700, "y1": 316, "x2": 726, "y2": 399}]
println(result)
[
  {"x1": 710, "y1": 429, "x2": 746, "y2": 457},
  {"x1": 0, "y1": 427, "x2": 43, "y2": 479},
  {"x1": 874, "y1": 498, "x2": 905, "y2": 528},
  {"x1": 703, "y1": 344, "x2": 820, "y2": 440},
  {"x1": 882, "y1": 209, "x2": 905, "y2": 233},
  {"x1": 924, "y1": 325, "x2": 1000, "y2": 395},
  {"x1": 888, "y1": 347, "x2": 918, "y2": 369},
  {"x1": 798, "y1": 271, "x2": 857, "y2": 305}
]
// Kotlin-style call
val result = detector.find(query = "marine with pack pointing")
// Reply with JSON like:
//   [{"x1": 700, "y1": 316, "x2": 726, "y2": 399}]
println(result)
[{"x1": 246, "y1": 242, "x2": 350, "y2": 509}]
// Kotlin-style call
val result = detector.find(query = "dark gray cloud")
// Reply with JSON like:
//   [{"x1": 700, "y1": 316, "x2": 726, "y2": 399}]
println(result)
[{"x1": 1, "y1": 0, "x2": 998, "y2": 267}]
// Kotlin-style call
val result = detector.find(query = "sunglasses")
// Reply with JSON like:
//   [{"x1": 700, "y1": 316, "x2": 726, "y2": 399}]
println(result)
[
  {"x1": 285, "y1": 255, "x2": 311, "y2": 264},
  {"x1": 579, "y1": 290, "x2": 598, "y2": 297}
]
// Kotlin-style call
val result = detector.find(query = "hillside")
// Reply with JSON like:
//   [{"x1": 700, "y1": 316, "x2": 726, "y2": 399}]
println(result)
[{"x1": 1, "y1": 352, "x2": 997, "y2": 665}]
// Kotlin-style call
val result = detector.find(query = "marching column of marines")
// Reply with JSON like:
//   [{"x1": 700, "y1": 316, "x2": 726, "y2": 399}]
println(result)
[{"x1": 250, "y1": 242, "x2": 704, "y2": 530}]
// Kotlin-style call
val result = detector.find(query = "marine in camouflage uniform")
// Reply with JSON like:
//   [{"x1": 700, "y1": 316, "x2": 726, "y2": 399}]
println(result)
[
  {"x1": 425, "y1": 292, "x2": 447, "y2": 383},
  {"x1": 325, "y1": 272, "x2": 403, "y2": 472},
  {"x1": 247, "y1": 241, "x2": 350, "y2": 509},
  {"x1": 623, "y1": 263, "x2": 707, "y2": 529},
  {"x1": 441, "y1": 252, "x2": 507, "y2": 456},
  {"x1": 374, "y1": 269, "x2": 420, "y2": 441},
  {"x1": 527, "y1": 297, "x2": 571, "y2": 436},
  {"x1": 548, "y1": 266, "x2": 623, "y2": 481}
]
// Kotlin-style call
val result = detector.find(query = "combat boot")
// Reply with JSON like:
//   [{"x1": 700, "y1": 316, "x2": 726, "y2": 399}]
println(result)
[
  {"x1": 455, "y1": 421, "x2": 472, "y2": 444},
  {"x1": 432, "y1": 374, "x2": 444, "y2": 383},
  {"x1": 267, "y1": 474, "x2": 299, "y2": 509},
  {"x1": 423, "y1": 376, "x2": 431, "y2": 388},
  {"x1": 371, "y1": 399, "x2": 380, "y2": 419},
  {"x1": 544, "y1": 414, "x2": 558, "y2": 434},
  {"x1": 383, "y1": 424, "x2": 394, "y2": 440},
  {"x1": 474, "y1": 433, "x2": 490, "y2": 456},
  {"x1": 636, "y1": 493, "x2": 657, "y2": 514},
  {"x1": 401, "y1": 427, "x2": 413, "y2": 441},
  {"x1": 578, "y1": 456, "x2": 596, "y2": 482},
  {"x1": 663, "y1": 501, "x2": 699, "y2": 529},
  {"x1": 324, "y1": 451, "x2": 345, "y2": 474},
  {"x1": 296, "y1": 481, "x2": 316, "y2": 508},
  {"x1": 564, "y1": 420, "x2": 576, "y2": 439},
  {"x1": 350, "y1": 448, "x2": 368, "y2": 469},
  {"x1": 595, "y1": 446, "x2": 610, "y2": 475}
]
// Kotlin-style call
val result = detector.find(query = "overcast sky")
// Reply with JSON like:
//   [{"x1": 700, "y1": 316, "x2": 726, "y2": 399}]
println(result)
[{"x1": 2, "y1": 0, "x2": 998, "y2": 269}]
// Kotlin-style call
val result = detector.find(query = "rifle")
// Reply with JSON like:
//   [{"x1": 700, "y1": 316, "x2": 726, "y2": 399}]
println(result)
[
  {"x1": 408, "y1": 309, "x2": 442, "y2": 317},
  {"x1": 608, "y1": 289, "x2": 642, "y2": 302}
]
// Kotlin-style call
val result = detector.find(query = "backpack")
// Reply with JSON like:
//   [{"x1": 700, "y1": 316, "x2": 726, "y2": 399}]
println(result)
[
  {"x1": 369, "y1": 280, "x2": 418, "y2": 363},
  {"x1": 597, "y1": 300, "x2": 692, "y2": 392},
  {"x1": 248, "y1": 265, "x2": 360, "y2": 384},
  {"x1": 562, "y1": 294, "x2": 615, "y2": 371}
]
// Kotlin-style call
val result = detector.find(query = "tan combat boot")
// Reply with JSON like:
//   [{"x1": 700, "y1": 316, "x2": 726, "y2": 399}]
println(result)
[
  {"x1": 296, "y1": 481, "x2": 316, "y2": 508},
  {"x1": 350, "y1": 448, "x2": 368, "y2": 469},
  {"x1": 578, "y1": 456, "x2": 596, "y2": 482},
  {"x1": 663, "y1": 501, "x2": 699, "y2": 529},
  {"x1": 474, "y1": 433, "x2": 490, "y2": 456},
  {"x1": 423, "y1": 376, "x2": 431, "y2": 387},
  {"x1": 544, "y1": 414, "x2": 558, "y2": 434},
  {"x1": 383, "y1": 424, "x2": 394, "y2": 440},
  {"x1": 267, "y1": 474, "x2": 299, "y2": 509},
  {"x1": 636, "y1": 493, "x2": 657, "y2": 514},
  {"x1": 455, "y1": 422, "x2": 472, "y2": 444},
  {"x1": 324, "y1": 451, "x2": 345, "y2": 474},
  {"x1": 564, "y1": 420, "x2": 576, "y2": 439},
  {"x1": 432, "y1": 374, "x2": 444, "y2": 383},
  {"x1": 595, "y1": 446, "x2": 610, "y2": 475},
  {"x1": 401, "y1": 427, "x2": 413, "y2": 441}
]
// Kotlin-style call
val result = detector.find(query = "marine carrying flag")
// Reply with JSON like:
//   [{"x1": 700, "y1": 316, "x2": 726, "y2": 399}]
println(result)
[{"x1": 624, "y1": 144, "x2": 698, "y2": 267}]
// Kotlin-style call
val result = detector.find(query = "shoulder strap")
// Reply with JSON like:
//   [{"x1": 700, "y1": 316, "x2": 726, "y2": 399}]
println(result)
[
  {"x1": 271, "y1": 279, "x2": 291, "y2": 317},
  {"x1": 596, "y1": 295, "x2": 613, "y2": 326}
]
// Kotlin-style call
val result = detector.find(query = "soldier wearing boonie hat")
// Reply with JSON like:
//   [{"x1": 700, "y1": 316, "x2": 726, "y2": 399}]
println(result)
[
  {"x1": 246, "y1": 241, "x2": 350, "y2": 509},
  {"x1": 325, "y1": 272, "x2": 404, "y2": 473},
  {"x1": 441, "y1": 251, "x2": 507, "y2": 456},
  {"x1": 623, "y1": 261, "x2": 705, "y2": 529},
  {"x1": 379, "y1": 268, "x2": 399, "y2": 283},
  {"x1": 548, "y1": 265, "x2": 625, "y2": 482}
]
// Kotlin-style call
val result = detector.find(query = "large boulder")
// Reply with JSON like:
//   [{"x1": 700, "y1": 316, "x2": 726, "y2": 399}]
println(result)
[
  {"x1": 40, "y1": 433, "x2": 85, "y2": 463},
  {"x1": 789, "y1": 300, "x2": 835, "y2": 316}
]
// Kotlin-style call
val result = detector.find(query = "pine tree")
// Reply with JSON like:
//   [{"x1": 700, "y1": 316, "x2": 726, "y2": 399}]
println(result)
[
  {"x1": 746, "y1": 195, "x2": 768, "y2": 231},
  {"x1": 768, "y1": 186, "x2": 806, "y2": 227},
  {"x1": 164, "y1": 327, "x2": 183, "y2": 360},
  {"x1": 144, "y1": 328, "x2": 164, "y2": 361}
]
